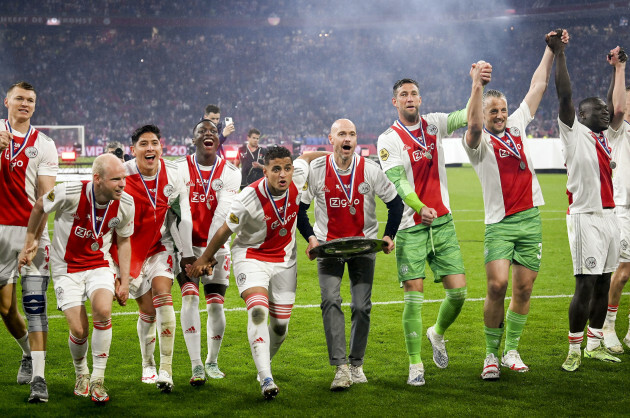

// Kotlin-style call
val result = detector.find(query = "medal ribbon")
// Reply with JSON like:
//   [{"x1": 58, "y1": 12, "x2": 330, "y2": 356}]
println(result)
[
  {"x1": 264, "y1": 179, "x2": 289, "y2": 226},
  {"x1": 135, "y1": 162, "x2": 160, "y2": 210},
  {"x1": 395, "y1": 119, "x2": 427, "y2": 151},
  {"x1": 5, "y1": 121, "x2": 32, "y2": 163},
  {"x1": 591, "y1": 132, "x2": 612, "y2": 160},
  {"x1": 91, "y1": 183, "x2": 111, "y2": 245},
  {"x1": 329, "y1": 153, "x2": 356, "y2": 207},
  {"x1": 484, "y1": 127, "x2": 522, "y2": 160},
  {"x1": 193, "y1": 154, "x2": 220, "y2": 200}
]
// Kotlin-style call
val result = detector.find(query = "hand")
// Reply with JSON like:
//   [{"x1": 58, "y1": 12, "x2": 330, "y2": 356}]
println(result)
[
  {"x1": 222, "y1": 123, "x2": 235, "y2": 137},
  {"x1": 306, "y1": 236, "x2": 319, "y2": 261},
  {"x1": 470, "y1": 61, "x2": 492, "y2": 86},
  {"x1": 18, "y1": 241, "x2": 39, "y2": 274},
  {"x1": 185, "y1": 255, "x2": 215, "y2": 278},
  {"x1": 607, "y1": 46, "x2": 627, "y2": 66},
  {"x1": 382, "y1": 236, "x2": 395, "y2": 254},
  {"x1": 419, "y1": 206, "x2": 438, "y2": 226},
  {"x1": 0, "y1": 130, "x2": 12, "y2": 152},
  {"x1": 545, "y1": 29, "x2": 569, "y2": 54},
  {"x1": 179, "y1": 256, "x2": 196, "y2": 274},
  {"x1": 115, "y1": 276, "x2": 130, "y2": 306}
]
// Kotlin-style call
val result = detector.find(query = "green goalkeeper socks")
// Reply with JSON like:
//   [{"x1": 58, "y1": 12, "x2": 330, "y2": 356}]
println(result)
[
  {"x1": 504, "y1": 309, "x2": 528, "y2": 353},
  {"x1": 434, "y1": 287, "x2": 467, "y2": 335},
  {"x1": 403, "y1": 291, "x2": 424, "y2": 364},
  {"x1": 484, "y1": 326, "x2": 504, "y2": 356}
]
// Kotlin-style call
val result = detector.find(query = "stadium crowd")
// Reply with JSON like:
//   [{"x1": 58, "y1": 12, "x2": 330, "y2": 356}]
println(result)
[{"x1": 0, "y1": 9, "x2": 627, "y2": 148}]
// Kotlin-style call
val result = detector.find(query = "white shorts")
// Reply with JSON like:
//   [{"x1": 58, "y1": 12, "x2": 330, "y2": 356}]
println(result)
[
  {"x1": 233, "y1": 259, "x2": 296, "y2": 305},
  {"x1": 0, "y1": 225, "x2": 50, "y2": 285},
  {"x1": 53, "y1": 267, "x2": 115, "y2": 311},
  {"x1": 128, "y1": 251, "x2": 175, "y2": 299},
  {"x1": 567, "y1": 210, "x2": 620, "y2": 275},
  {"x1": 615, "y1": 205, "x2": 630, "y2": 263},
  {"x1": 174, "y1": 246, "x2": 231, "y2": 287}
]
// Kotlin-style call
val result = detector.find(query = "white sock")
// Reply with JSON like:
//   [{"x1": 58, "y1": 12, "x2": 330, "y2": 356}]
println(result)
[
  {"x1": 154, "y1": 294, "x2": 176, "y2": 375},
  {"x1": 586, "y1": 327, "x2": 603, "y2": 351},
  {"x1": 138, "y1": 311, "x2": 157, "y2": 367},
  {"x1": 16, "y1": 332, "x2": 31, "y2": 357},
  {"x1": 180, "y1": 284, "x2": 202, "y2": 368},
  {"x1": 31, "y1": 351, "x2": 45, "y2": 378},
  {"x1": 92, "y1": 319, "x2": 112, "y2": 380},
  {"x1": 69, "y1": 333, "x2": 90, "y2": 375},
  {"x1": 245, "y1": 293, "x2": 271, "y2": 380},
  {"x1": 268, "y1": 302, "x2": 292, "y2": 360},
  {"x1": 604, "y1": 305, "x2": 618, "y2": 328},
  {"x1": 205, "y1": 293, "x2": 225, "y2": 364}
]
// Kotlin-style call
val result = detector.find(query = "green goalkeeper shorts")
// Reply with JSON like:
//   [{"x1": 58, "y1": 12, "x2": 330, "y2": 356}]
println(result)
[
  {"x1": 395, "y1": 213, "x2": 465, "y2": 283},
  {"x1": 484, "y1": 207, "x2": 542, "y2": 271}
]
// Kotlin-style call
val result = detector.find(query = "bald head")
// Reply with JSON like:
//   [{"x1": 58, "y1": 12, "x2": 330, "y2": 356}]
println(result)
[
  {"x1": 93, "y1": 153, "x2": 124, "y2": 178},
  {"x1": 329, "y1": 118, "x2": 357, "y2": 167}
]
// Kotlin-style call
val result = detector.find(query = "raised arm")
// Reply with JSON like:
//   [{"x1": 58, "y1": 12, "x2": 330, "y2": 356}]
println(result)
[
  {"x1": 606, "y1": 46, "x2": 627, "y2": 131},
  {"x1": 550, "y1": 30, "x2": 574, "y2": 127},
  {"x1": 465, "y1": 61, "x2": 492, "y2": 150}
]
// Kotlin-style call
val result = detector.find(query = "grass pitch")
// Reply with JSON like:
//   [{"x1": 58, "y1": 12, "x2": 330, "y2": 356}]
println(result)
[{"x1": 1, "y1": 166, "x2": 629, "y2": 416}]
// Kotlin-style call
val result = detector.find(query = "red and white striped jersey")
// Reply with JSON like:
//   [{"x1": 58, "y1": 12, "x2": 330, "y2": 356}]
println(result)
[
  {"x1": 377, "y1": 113, "x2": 451, "y2": 230},
  {"x1": 0, "y1": 120, "x2": 58, "y2": 227},
  {"x1": 111, "y1": 158, "x2": 185, "y2": 278},
  {"x1": 464, "y1": 102, "x2": 544, "y2": 224},
  {"x1": 226, "y1": 158, "x2": 308, "y2": 265},
  {"x1": 611, "y1": 121, "x2": 630, "y2": 206},
  {"x1": 560, "y1": 115, "x2": 622, "y2": 214},
  {"x1": 174, "y1": 155, "x2": 240, "y2": 249},
  {"x1": 42, "y1": 181, "x2": 134, "y2": 275},
  {"x1": 302, "y1": 154, "x2": 397, "y2": 241}
]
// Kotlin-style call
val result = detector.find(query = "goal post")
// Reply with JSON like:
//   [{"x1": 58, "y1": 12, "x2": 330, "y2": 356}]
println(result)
[{"x1": 34, "y1": 125, "x2": 85, "y2": 156}]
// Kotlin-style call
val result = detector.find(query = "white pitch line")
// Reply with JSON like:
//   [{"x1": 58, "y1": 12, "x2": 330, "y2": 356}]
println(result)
[{"x1": 46, "y1": 292, "x2": 630, "y2": 320}]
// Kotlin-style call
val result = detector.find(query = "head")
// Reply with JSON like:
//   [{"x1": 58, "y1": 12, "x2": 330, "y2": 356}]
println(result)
[
  {"x1": 92, "y1": 153, "x2": 126, "y2": 202},
  {"x1": 263, "y1": 146, "x2": 293, "y2": 195},
  {"x1": 329, "y1": 119, "x2": 357, "y2": 164},
  {"x1": 247, "y1": 128, "x2": 261, "y2": 148},
  {"x1": 482, "y1": 89, "x2": 509, "y2": 135},
  {"x1": 105, "y1": 140, "x2": 125, "y2": 161},
  {"x1": 4, "y1": 81, "x2": 37, "y2": 124},
  {"x1": 192, "y1": 119, "x2": 219, "y2": 158},
  {"x1": 392, "y1": 78, "x2": 421, "y2": 124},
  {"x1": 130, "y1": 124, "x2": 162, "y2": 175},
  {"x1": 204, "y1": 104, "x2": 221, "y2": 126},
  {"x1": 578, "y1": 97, "x2": 609, "y2": 133}
]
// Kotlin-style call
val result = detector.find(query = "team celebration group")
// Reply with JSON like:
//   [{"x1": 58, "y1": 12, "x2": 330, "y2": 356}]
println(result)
[{"x1": 2, "y1": 29, "x2": 630, "y2": 404}]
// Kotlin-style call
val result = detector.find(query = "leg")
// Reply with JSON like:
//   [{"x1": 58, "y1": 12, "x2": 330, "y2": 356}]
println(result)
[
  {"x1": 603, "y1": 262, "x2": 630, "y2": 352},
  {"x1": 135, "y1": 289, "x2": 157, "y2": 381},
  {"x1": 178, "y1": 273, "x2": 203, "y2": 372},
  {"x1": 347, "y1": 254, "x2": 374, "y2": 367},
  {"x1": 484, "y1": 260, "x2": 510, "y2": 355},
  {"x1": 21, "y1": 275, "x2": 49, "y2": 382},
  {"x1": 402, "y1": 278, "x2": 425, "y2": 386},
  {"x1": 88, "y1": 288, "x2": 114, "y2": 402},
  {"x1": 317, "y1": 257, "x2": 347, "y2": 366},
  {"x1": 0, "y1": 282, "x2": 32, "y2": 384},
  {"x1": 204, "y1": 284, "x2": 227, "y2": 378},
  {"x1": 64, "y1": 305, "x2": 91, "y2": 377},
  {"x1": 151, "y1": 275, "x2": 176, "y2": 392}
]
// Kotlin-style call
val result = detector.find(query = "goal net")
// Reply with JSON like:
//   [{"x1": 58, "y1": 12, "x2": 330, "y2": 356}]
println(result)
[{"x1": 34, "y1": 125, "x2": 85, "y2": 156}]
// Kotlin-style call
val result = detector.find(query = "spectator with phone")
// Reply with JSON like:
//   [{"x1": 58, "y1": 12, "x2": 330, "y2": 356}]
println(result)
[{"x1": 203, "y1": 104, "x2": 235, "y2": 158}]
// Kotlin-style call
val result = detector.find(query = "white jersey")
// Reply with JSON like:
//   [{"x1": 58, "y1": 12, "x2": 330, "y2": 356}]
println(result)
[
  {"x1": 559, "y1": 115, "x2": 622, "y2": 214},
  {"x1": 0, "y1": 119, "x2": 58, "y2": 227},
  {"x1": 173, "y1": 155, "x2": 240, "y2": 251},
  {"x1": 463, "y1": 102, "x2": 544, "y2": 224},
  {"x1": 42, "y1": 181, "x2": 134, "y2": 276},
  {"x1": 612, "y1": 120, "x2": 630, "y2": 206},
  {"x1": 377, "y1": 113, "x2": 451, "y2": 230},
  {"x1": 301, "y1": 154, "x2": 397, "y2": 241},
  {"x1": 226, "y1": 158, "x2": 308, "y2": 265}
]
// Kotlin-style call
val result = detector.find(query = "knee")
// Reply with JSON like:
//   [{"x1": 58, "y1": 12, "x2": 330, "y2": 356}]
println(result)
[
  {"x1": 270, "y1": 318, "x2": 289, "y2": 337},
  {"x1": 22, "y1": 276, "x2": 49, "y2": 333},
  {"x1": 351, "y1": 299, "x2": 372, "y2": 318},
  {"x1": 513, "y1": 283, "x2": 534, "y2": 303},
  {"x1": 250, "y1": 306, "x2": 268, "y2": 325},
  {"x1": 320, "y1": 291, "x2": 342, "y2": 310},
  {"x1": 181, "y1": 294, "x2": 199, "y2": 310},
  {"x1": 487, "y1": 280, "x2": 508, "y2": 300}
]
